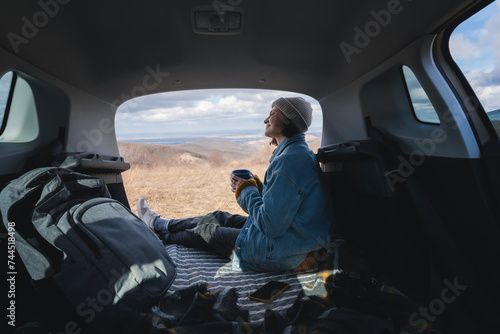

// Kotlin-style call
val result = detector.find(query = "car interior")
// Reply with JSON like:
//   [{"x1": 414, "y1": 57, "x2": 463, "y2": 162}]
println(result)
[{"x1": 1, "y1": 0, "x2": 500, "y2": 333}]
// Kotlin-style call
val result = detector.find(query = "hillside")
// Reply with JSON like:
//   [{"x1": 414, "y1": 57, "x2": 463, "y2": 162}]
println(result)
[
  {"x1": 118, "y1": 135, "x2": 321, "y2": 168},
  {"x1": 176, "y1": 138, "x2": 259, "y2": 162},
  {"x1": 119, "y1": 136, "x2": 322, "y2": 218},
  {"x1": 117, "y1": 142, "x2": 204, "y2": 167}
]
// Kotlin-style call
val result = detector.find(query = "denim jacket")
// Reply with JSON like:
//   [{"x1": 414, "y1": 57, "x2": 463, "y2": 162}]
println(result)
[{"x1": 234, "y1": 133, "x2": 335, "y2": 271}]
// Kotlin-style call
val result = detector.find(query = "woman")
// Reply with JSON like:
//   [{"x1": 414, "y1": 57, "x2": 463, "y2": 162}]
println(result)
[{"x1": 138, "y1": 97, "x2": 335, "y2": 272}]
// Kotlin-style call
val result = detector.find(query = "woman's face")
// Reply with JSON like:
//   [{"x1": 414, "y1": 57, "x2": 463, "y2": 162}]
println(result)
[{"x1": 264, "y1": 106, "x2": 287, "y2": 139}]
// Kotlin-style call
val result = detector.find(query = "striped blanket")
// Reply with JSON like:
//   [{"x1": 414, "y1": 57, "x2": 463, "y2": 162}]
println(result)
[
  {"x1": 163, "y1": 243, "x2": 325, "y2": 324},
  {"x1": 149, "y1": 240, "x2": 424, "y2": 333}
]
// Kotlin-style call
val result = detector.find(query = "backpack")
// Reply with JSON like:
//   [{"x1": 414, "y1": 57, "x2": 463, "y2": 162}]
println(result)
[{"x1": 0, "y1": 167, "x2": 176, "y2": 333}]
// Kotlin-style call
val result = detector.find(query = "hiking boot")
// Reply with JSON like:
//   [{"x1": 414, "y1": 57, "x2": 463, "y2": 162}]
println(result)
[{"x1": 137, "y1": 198, "x2": 160, "y2": 230}]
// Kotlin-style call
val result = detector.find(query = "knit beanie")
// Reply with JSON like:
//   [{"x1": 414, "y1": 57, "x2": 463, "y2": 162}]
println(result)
[{"x1": 272, "y1": 97, "x2": 313, "y2": 133}]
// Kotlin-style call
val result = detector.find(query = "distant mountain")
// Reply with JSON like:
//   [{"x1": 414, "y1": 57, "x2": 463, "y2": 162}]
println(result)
[
  {"x1": 117, "y1": 142, "x2": 202, "y2": 167},
  {"x1": 118, "y1": 135, "x2": 322, "y2": 167},
  {"x1": 488, "y1": 109, "x2": 500, "y2": 121},
  {"x1": 176, "y1": 138, "x2": 258, "y2": 161},
  {"x1": 118, "y1": 139, "x2": 259, "y2": 167}
]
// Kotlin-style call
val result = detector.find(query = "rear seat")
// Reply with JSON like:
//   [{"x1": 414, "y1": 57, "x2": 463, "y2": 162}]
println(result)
[{"x1": 317, "y1": 140, "x2": 432, "y2": 302}]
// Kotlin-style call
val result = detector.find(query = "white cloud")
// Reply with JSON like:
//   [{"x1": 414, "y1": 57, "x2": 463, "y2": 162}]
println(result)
[
  {"x1": 408, "y1": 87, "x2": 429, "y2": 101},
  {"x1": 450, "y1": 3, "x2": 500, "y2": 112},
  {"x1": 196, "y1": 100, "x2": 215, "y2": 112},
  {"x1": 466, "y1": 70, "x2": 500, "y2": 110},
  {"x1": 462, "y1": 7, "x2": 500, "y2": 111},
  {"x1": 115, "y1": 89, "x2": 323, "y2": 137},
  {"x1": 449, "y1": 33, "x2": 481, "y2": 60},
  {"x1": 485, "y1": 12, "x2": 500, "y2": 60}
]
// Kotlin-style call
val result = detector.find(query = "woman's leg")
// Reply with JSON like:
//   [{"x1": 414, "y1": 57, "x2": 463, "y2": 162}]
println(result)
[
  {"x1": 163, "y1": 211, "x2": 247, "y2": 259},
  {"x1": 156, "y1": 210, "x2": 247, "y2": 232},
  {"x1": 162, "y1": 226, "x2": 241, "y2": 259},
  {"x1": 210, "y1": 210, "x2": 247, "y2": 229},
  {"x1": 139, "y1": 197, "x2": 248, "y2": 258},
  {"x1": 154, "y1": 215, "x2": 203, "y2": 232}
]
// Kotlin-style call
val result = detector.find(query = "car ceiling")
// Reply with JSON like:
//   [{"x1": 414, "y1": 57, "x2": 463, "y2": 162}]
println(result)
[{"x1": 0, "y1": 0, "x2": 481, "y2": 106}]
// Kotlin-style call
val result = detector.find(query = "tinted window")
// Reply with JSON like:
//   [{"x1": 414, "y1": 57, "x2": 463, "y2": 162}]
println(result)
[
  {"x1": 0, "y1": 71, "x2": 14, "y2": 134},
  {"x1": 402, "y1": 66, "x2": 440, "y2": 124}
]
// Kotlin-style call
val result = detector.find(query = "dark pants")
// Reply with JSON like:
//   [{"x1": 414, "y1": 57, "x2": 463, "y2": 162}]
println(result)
[{"x1": 158, "y1": 211, "x2": 247, "y2": 259}]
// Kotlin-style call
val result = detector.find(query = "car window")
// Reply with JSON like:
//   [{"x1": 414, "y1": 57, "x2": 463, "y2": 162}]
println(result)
[
  {"x1": 0, "y1": 71, "x2": 15, "y2": 134},
  {"x1": 449, "y1": 1, "x2": 500, "y2": 136},
  {"x1": 401, "y1": 65, "x2": 440, "y2": 124}
]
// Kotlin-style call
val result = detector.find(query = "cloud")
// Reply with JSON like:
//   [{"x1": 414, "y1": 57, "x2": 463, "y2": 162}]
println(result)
[
  {"x1": 485, "y1": 11, "x2": 500, "y2": 60},
  {"x1": 465, "y1": 9, "x2": 500, "y2": 111},
  {"x1": 449, "y1": 33, "x2": 481, "y2": 60},
  {"x1": 115, "y1": 89, "x2": 322, "y2": 137},
  {"x1": 408, "y1": 86, "x2": 430, "y2": 102},
  {"x1": 450, "y1": 4, "x2": 500, "y2": 112},
  {"x1": 0, "y1": 72, "x2": 14, "y2": 122}
]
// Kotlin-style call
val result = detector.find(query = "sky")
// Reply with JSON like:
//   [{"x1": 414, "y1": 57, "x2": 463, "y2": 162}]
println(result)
[
  {"x1": 115, "y1": 89, "x2": 322, "y2": 139},
  {"x1": 402, "y1": 66, "x2": 440, "y2": 124},
  {"x1": 449, "y1": 1, "x2": 500, "y2": 112},
  {"x1": 0, "y1": 71, "x2": 13, "y2": 123},
  {"x1": 113, "y1": 2, "x2": 499, "y2": 139}
]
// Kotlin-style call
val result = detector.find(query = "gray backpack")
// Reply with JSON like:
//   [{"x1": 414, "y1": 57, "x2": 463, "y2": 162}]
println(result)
[{"x1": 0, "y1": 167, "x2": 176, "y2": 333}]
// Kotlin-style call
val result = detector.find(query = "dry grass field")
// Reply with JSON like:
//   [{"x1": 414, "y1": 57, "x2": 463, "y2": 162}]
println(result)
[{"x1": 120, "y1": 136, "x2": 320, "y2": 219}]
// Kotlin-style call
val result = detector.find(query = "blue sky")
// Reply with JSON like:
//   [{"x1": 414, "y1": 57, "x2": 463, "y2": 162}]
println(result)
[
  {"x1": 111, "y1": 2, "x2": 499, "y2": 139},
  {"x1": 449, "y1": 1, "x2": 500, "y2": 111},
  {"x1": 0, "y1": 71, "x2": 13, "y2": 122},
  {"x1": 115, "y1": 89, "x2": 322, "y2": 139}
]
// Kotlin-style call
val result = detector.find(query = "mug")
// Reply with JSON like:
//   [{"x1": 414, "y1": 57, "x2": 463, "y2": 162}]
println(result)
[{"x1": 231, "y1": 169, "x2": 252, "y2": 180}]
